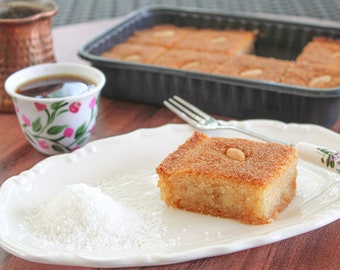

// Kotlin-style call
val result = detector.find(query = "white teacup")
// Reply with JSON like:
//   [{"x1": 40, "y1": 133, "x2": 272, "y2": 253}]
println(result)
[{"x1": 5, "y1": 63, "x2": 106, "y2": 155}]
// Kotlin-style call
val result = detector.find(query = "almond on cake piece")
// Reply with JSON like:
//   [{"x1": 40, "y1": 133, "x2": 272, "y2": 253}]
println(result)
[{"x1": 156, "y1": 131, "x2": 298, "y2": 225}]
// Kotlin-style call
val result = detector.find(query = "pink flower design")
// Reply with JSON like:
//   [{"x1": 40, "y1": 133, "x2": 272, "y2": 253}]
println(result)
[
  {"x1": 89, "y1": 97, "x2": 97, "y2": 109},
  {"x1": 38, "y1": 140, "x2": 49, "y2": 149},
  {"x1": 63, "y1": 127, "x2": 74, "y2": 138},
  {"x1": 34, "y1": 102, "x2": 47, "y2": 112},
  {"x1": 69, "y1": 102, "x2": 81, "y2": 113},
  {"x1": 22, "y1": 114, "x2": 31, "y2": 126},
  {"x1": 14, "y1": 104, "x2": 19, "y2": 113}
]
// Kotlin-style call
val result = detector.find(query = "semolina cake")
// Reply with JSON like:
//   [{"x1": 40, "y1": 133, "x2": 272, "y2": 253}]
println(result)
[
  {"x1": 156, "y1": 131, "x2": 298, "y2": 225},
  {"x1": 100, "y1": 43, "x2": 166, "y2": 64},
  {"x1": 173, "y1": 28, "x2": 257, "y2": 55},
  {"x1": 125, "y1": 24, "x2": 194, "y2": 48},
  {"x1": 212, "y1": 55, "x2": 293, "y2": 82},
  {"x1": 151, "y1": 49, "x2": 231, "y2": 72},
  {"x1": 99, "y1": 23, "x2": 340, "y2": 89},
  {"x1": 281, "y1": 62, "x2": 340, "y2": 88},
  {"x1": 296, "y1": 37, "x2": 340, "y2": 67}
]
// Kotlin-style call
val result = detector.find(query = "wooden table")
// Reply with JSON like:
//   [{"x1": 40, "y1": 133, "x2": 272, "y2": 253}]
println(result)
[{"x1": 0, "y1": 97, "x2": 339, "y2": 270}]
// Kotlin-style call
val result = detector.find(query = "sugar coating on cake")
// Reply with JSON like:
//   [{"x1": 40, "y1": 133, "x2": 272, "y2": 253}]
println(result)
[{"x1": 156, "y1": 131, "x2": 298, "y2": 225}]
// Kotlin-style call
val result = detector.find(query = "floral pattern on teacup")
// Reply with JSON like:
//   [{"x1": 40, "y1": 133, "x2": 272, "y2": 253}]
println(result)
[{"x1": 15, "y1": 95, "x2": 100, "y2": 154}]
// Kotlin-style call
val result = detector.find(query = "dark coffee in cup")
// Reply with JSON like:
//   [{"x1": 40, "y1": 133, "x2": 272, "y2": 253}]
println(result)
[{"x1": 16, "y1": 75, "x2": 96, "y2": 98}]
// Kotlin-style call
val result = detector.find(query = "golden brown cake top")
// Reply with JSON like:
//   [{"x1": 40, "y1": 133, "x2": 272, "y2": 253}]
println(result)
[{"x1": 156, "y1": 131, "x2": 298, "y2": 186}]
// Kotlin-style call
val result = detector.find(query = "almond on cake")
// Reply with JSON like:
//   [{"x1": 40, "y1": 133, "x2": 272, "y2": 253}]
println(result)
[{"x1": 156, "y1": 131, "x2": 298, "y2": 225}]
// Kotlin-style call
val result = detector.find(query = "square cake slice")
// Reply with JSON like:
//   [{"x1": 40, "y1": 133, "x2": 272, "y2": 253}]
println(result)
[
  {"x1": 101, "y1": 43, "x2": 166, "y2": 64},
  {"x1": 281, "y1": 62, "x2": 340, "y2": 89},
  {"x1": 296, "y1": 37, "x2": 340, "y2": 67},
  {"x1": 151, "y1": 49, "x2": 230, "y2": 73},
  {"x1": 173, "y1": 28, "x2": 257, "y2": 55},
  {"x1": 125, "y1": 24, "x2": 194, "y2": 48},
  {"x1": 212, "y1": 55, "x2": 293, "y2": 83},
  {"x1": 156, "y1": 131, "x2": 298, "y2": 225}
]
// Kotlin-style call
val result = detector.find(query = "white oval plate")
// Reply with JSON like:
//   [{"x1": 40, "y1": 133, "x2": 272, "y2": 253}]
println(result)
[{"x1": 0, "y1": 120, "x2": 339, "y2": 268}]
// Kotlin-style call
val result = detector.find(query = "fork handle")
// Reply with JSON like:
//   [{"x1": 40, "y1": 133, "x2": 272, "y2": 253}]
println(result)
[{"x1": 296, "y1": 142, "x2": 340, "y2": 174}]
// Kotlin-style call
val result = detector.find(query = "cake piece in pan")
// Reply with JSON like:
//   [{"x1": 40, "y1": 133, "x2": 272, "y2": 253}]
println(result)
[
  {"x1": 156, "y1": 131, "x2": 298, "y2": 225},
  {"x1": 125, "y1": 24, "x2": 194, "y2": 48},
  {"x1": 101, "y1": 43, "x2": 166, "y2": 64},
  {"x1": 212, "y1": 55, "x2": 293, "y2": 83},
  {"x1": 151, "y1": 49, "x2": 230, "y2": 73},
  {"x1": 173, "y1": 28, "x2": 257, "y2": 55},
  {"x1": 281, "y1": 62, "x2": 340, "y2": 88},
  {"x1": 296, "y1": 37, "x2": 340, "y2": 67}
]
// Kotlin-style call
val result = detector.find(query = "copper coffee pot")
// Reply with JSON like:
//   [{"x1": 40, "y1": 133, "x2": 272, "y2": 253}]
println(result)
[{"x1": 0, "y1": 0, "x2": 58, "y2": 112}]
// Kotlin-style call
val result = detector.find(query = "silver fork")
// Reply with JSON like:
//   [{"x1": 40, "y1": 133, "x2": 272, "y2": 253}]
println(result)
[
  {"x1": 164, "y1": 95, "x2": 289, "y2": 145},
  {"x1": 163, "y1": 95, "x2": 340, "y2": 174}
]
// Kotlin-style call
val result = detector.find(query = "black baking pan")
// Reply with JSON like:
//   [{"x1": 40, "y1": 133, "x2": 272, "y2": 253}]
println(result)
[{"x1": 78, "y1": 6, "x2": 340, "y2": 127}]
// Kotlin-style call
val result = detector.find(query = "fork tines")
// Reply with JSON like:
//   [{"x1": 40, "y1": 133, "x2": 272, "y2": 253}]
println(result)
[{"x1": 164, "y1": 95, "x2": 211, "y2": 124}]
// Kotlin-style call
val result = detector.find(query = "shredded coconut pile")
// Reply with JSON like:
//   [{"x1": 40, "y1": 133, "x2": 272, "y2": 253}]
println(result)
[{"x1": 24, "y1": 183, "x2": 147, "y2": 251}]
